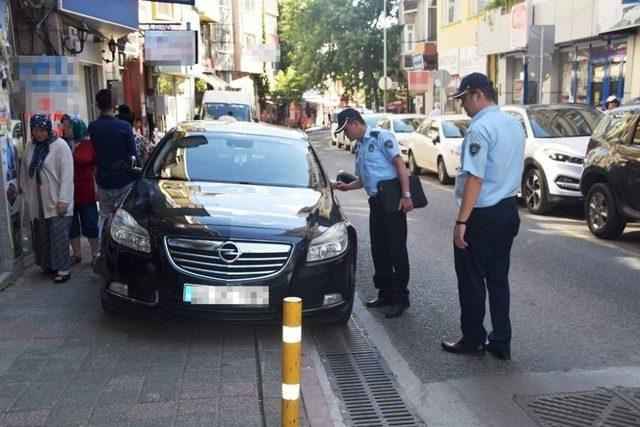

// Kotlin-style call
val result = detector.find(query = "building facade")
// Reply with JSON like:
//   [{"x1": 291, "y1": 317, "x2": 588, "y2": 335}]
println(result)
[{"x1": 477, "y1": 0, "x2": 640, "y2": 107}]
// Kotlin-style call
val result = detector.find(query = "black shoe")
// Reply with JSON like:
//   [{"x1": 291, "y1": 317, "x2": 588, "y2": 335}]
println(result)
[
  {"x1": 366, "y1": 298, "x2": 393, "y2": 308},
  {"x1": 486, "y1": 342, "x2": 511, "y2": 361},
  {"x1": 441, "y1": 339, "x2": 485, "y2": 356},
  {"x1": 384, "y1": 303, "x2": 408, "y2": 319}
]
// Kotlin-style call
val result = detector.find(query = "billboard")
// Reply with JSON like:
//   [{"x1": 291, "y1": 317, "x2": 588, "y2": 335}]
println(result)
[
  {"x1": 597, "y1": 0, "x2": 640, "y2": 33},
  {"x1": 145, "y1": 31, "x2": 197, "y2": 66}
]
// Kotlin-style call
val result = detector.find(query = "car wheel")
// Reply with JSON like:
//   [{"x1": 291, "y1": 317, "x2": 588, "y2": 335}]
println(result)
[
  {"x1": 585, "y1": 183, "x2": 626, "y2": 239},
  {"x1": 523, "y1": 168, "x2": 552, "y2": 215},
  {"x1": 409, "y1": 152, "x2": 421, "y2": 175},
  {"x1": 437, "y1": 158, "x2": 454, "y2": 185}
]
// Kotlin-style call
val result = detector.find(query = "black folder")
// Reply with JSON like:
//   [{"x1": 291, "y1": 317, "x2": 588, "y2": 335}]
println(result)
[{"x1": 376, "y1": 175, "x2": 428, "y2": 213}]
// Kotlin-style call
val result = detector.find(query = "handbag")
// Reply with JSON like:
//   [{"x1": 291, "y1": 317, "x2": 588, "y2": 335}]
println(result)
[{"x1": 376, "y1": 175, "x2": 428, "y2": 213}]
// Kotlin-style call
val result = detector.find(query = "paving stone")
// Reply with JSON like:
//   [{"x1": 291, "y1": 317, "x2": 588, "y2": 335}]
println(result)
[
  {"x1": 0, "y1": 409, "x2": 50, "y2": 426},
  {"x1": 10, "y1": 381, "x2": 65, "y2": 411},
  {"x1": 129, "y1": 400, "x2": 178, "y2": 420},
  {"x1": 177, "y1": 398, "x2": 219, "y2": 416},
  {"x1": 180, "y1": 381, "x2": 221, "y2": 399},
  {"x1": 89, "y1": 403, "x2": 132, "y2": 424},
  {"x1": 220, "y1": 380, "x2": 259, "y2": 398},
  {"x1": 174, "y1": 413, "x2": 217, "y2": 426},
  {"x1": 0, "y1": 383, "x2": 29, "y2": 411},
  {"x1": 43, "y1": 394, "x2": 100, "y2": 425}
]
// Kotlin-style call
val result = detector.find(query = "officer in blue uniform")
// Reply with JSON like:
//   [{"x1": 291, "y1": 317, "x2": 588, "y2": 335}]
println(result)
[
  {"x1": 333, "y1": 108, "x2": 413, "y2": 318},
  {"x1": 441, "y1": 73, "x2": 525, "y2": 360}
]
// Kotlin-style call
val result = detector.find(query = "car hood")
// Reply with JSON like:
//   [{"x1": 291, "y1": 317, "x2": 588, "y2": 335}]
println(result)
[
  {"x1": 134, "y1": 180, "x2": 340, "y2": 232},
  {"x1": 532, "y1": 136, "x2": 591, "y2": 157}
]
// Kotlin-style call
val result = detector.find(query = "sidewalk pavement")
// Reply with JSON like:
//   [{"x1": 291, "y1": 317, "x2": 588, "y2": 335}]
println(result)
[{"x1": 0, "y1": 248, "x2": 333, "y2": 426}]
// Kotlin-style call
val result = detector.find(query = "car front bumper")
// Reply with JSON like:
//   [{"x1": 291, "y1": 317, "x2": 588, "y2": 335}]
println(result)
[{"x1": 100, "y1": 237, "x2": 355, "y2": 325}]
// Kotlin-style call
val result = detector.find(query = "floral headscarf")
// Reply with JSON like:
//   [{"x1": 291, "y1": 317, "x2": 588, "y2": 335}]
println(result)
[{"x1": 28, "y1": 114, "x2": 56, "y2": 185}]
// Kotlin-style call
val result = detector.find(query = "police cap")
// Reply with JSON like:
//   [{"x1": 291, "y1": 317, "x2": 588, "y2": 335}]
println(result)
[
  {"x1": 335, "y1": 108, "x2": 363, "y2": 135},
  {"x1": 452, "y1": 72, "x2": 492, "y2": 99}
]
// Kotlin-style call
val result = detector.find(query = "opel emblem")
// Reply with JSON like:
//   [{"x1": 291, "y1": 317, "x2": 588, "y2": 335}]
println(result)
[{"x1": 218, "y1": 241, "x2": 241, "y2": 263}]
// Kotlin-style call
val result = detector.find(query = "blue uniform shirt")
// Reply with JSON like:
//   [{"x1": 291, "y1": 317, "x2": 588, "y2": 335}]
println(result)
[
  {"x1": 455, "y1": 105, "x2": 525, "y2": 207},
  {"x1": 354, "y1": 126, "x2": 401, "y2": 196}
]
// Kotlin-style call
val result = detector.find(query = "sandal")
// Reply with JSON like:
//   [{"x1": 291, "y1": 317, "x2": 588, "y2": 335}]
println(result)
[
  {"x1": 70, "y1": 255, "x2": 82, "y2": 265},
  {"x1": 53, "y1": 273, "x2": 71, "y2": 283}
]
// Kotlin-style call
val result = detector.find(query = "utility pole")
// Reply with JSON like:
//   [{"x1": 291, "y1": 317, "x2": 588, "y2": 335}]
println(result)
[{"x1": 383, "y1": 0, "x2": 387, "y2": 113}]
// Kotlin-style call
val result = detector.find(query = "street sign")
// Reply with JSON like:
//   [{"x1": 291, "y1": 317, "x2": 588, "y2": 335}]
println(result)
[
  {"x1": 433, "y1": 69, "x2": 451, "y2": 88},
  {"x1": 411, "y1": 53, "x2": 424, "y2": 70},
  {"x1": 378, "y1": 76, "x2": 393, "y2": 91}
]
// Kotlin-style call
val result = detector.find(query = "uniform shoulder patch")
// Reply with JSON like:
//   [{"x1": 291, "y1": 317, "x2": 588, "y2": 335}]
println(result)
[
  {"x1": 370, "y1": 131, "x2": 379, "y2": 137},
  {"x1": 384, "y1": 140, "x2": 394, "y2": 149},
  {"x1": 469, "y1": 143, "x2": 481, "y2": 156},
  {"x1": 367, "y1": 144, "x2": 375, "y2": 152}
]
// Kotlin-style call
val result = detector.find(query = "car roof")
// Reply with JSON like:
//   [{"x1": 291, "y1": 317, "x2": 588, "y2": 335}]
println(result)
[
  {"x1": 431, "y1": 114, "x2": 470, "y2": 121},
  {"x1": 176, "y1": 120, "x2": 307, "y2": 140},
  {"x1": 502, "y1": 103, "x2": 599, "y2": 111},
  {"x1": 609, "y1": 104, "x2": 640, "y2": 113},
  {"x1": 387, "y1": 114, "x2": 428, "y2": 119}
]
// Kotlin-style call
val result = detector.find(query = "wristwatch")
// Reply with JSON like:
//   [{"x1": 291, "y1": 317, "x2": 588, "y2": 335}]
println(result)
[{"x1": 402, "y1": 192, "x2": 411, "y2": 199}]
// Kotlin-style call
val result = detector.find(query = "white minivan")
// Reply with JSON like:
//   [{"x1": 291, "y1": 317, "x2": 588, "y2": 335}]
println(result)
[{"x1": 199, "y1": 90, "x2": 253, "y2": 121}]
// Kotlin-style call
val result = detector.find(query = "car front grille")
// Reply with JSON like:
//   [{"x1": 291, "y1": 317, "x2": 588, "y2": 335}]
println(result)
[{"x1": 165, "y1": 238, "x2": 293, "y2": 282}]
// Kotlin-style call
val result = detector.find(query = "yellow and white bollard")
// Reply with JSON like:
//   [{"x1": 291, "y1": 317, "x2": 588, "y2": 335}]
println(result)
[{"x1": 282, "y1": 297, "x2": 302, "y2": 427}]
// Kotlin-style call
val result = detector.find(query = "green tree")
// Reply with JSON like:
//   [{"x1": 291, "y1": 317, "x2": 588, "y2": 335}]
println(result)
[
  {"x1": 278, "y1": 0, "x2": 400, "y2": 109},
  {"x1": 273, "y1": 68, "x2": 308, "y2": 106}
]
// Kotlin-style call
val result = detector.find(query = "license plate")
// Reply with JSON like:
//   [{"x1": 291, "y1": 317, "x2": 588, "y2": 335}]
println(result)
[{"x1": 183, "y1": 284, "x2": 269, "y2": 306}]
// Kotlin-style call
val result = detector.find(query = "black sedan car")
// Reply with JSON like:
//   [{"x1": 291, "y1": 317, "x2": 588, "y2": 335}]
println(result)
[{"x1": 100, "y1": 121, "x2": 356, "y2": 324}]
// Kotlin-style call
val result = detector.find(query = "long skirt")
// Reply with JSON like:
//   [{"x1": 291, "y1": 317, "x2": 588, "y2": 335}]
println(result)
[{"x1": 33, "y1": 216, "x2": 72, "y2": 271}]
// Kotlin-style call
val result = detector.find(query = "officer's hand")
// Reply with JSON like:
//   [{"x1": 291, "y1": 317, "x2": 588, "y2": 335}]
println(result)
[
  {"x1": 332, "y1": 181, "x2": 349, "y2": 192},
  {"x1": 398, "y1": 197, "x2": 413, "y2": 213},
  {"x1": 453, "y1": 224, "x2": 468, "y2": 249}
]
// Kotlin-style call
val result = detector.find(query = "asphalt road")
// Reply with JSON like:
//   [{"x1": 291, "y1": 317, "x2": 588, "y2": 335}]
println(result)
[{"x1": 308, "y1": 129, "x2": 640, "y2": 425}]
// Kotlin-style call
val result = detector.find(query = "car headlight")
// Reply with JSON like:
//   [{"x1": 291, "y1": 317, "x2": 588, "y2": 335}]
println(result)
[
  {"x1": 545, "y1": 149, "x2": 583, "y2": 165},
  {"x1": 110, "y1": 209, "x2": 151, "y2": 253},
  {"x1": 307, "y1": 222, "x2": 349, "y2": 262}
]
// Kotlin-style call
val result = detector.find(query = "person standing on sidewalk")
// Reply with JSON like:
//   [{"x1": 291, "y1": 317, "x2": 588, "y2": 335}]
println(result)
[
  {"x1": 66, "y1": 115, "x2": 99, "y2": 268},
  {"x1": 88, "y1": 89, "x2": 137, "y2": 246},
  {"x1": 441, "y1": 73, "x2": 525, "y2": 360},
  {"x1": 333, "y1": 108, "x2": 413, "y2": 318},
  {"x1": 21, "y1": 114, "x2": 74, "y2": 283}
]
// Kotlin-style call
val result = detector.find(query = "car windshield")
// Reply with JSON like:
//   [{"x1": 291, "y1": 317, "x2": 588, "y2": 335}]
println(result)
[
  {"x1": 393, "y1": 118, "x2": 424, "y2": 133},
  {"x1": 441, "y1": 120, "x2": 470, "y2": 138},
  {"x1": 202, "y1": 103, "x2": 251, "y2": 121},
  {"x1": 527, "y1": 107, "x2": 603, "y2": 138},
  {"x1": 148, "y1": 133, "x2": 325, "y2": 189},
  {"x1": 364, "y1": 116, "x2": 381, "y2": 128}
]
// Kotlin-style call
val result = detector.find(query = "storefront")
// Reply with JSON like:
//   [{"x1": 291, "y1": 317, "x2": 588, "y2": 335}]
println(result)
[{"x1": 559, "y1": 38, "x2": 627, "y2": 107}]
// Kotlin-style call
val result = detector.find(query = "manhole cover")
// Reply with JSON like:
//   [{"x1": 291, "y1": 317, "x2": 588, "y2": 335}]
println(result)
[{"x1": 514, "y1": 388, "x2": 640, "y2": 426}]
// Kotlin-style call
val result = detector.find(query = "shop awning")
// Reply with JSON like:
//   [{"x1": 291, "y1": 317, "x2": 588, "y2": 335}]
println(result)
[{"x1": 195, "y1": 73, "x2": 229, "y2": 90}]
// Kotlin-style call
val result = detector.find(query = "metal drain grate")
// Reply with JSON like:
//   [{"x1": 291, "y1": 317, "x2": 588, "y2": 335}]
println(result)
[
  {"x1": 312, "y1": 319, "x2": 423, "y2": 426},
  {"x1": 515, "y1": 388, "x2": 640, "y2": 427}
]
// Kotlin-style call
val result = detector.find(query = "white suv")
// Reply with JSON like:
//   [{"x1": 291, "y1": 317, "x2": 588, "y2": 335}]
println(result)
[{"x1": 501, "y1": 105, "x2": 604, "y2": 214}]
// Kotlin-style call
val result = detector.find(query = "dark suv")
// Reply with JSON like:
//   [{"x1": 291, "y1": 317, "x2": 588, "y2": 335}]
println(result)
[{"x1": 580, "y1": 105, "x2": 640, "y2": 239}]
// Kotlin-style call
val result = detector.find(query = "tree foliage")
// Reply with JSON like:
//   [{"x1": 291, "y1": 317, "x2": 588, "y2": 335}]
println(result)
[
  {"x1": 278, "y1": 0, "x2": 400, "y2": 108},
  {"x1": 273, "y1": 68, "x2": 308, "y2": 106}
]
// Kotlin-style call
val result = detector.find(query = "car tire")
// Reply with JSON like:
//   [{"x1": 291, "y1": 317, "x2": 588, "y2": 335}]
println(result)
[
  {"x1": 409, "y1": 152, "x2": 421, "y2": 175},
  {"x1": 437, "y1": 158, "x2": 454, "y2": 185},
  {"x1": 523, "y1": 168, "x2": 552, "y2": 215},
  {"x1": 585, "y1": 183, "x2": 627, "y2": 239}
]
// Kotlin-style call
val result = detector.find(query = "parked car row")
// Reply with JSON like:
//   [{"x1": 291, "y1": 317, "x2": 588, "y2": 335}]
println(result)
[{"x1": 331, "y1": 103, "x2": 638, "y2": 240}]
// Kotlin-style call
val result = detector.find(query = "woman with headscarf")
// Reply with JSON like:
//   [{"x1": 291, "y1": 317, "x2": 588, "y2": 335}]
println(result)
[
  {"x1": 21, "y1": 114, "x2": 74, "y2": 283},
  {"x1": 65, "y1": 115, "x2": 99, "y2": 267}
]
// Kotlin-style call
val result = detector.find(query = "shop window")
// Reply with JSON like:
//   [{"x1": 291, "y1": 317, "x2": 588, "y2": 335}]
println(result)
[
  {"x1": 559, "y1": 52, "x2": 574, "y2": 103},
  {"x1": 575, "y1": 49, "x2": 589, "y2": 104}
]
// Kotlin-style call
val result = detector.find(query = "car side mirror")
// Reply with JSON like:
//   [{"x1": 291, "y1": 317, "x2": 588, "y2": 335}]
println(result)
[{"x1": 336, "y1": 170, "x2": 356, "y2": 184}]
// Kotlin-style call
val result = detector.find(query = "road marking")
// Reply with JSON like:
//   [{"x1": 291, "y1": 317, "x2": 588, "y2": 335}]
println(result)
[{"x1": 419, "y1": 177, "x2": 455, "y2": 194}]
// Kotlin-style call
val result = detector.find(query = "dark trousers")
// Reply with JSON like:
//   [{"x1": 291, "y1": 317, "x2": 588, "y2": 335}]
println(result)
[
  {"x1": 454, "y1": 197, "x2": 520, "y2": 351},
  {"x1": 369, "y1": 195, "x2": 410, "y2": 304}
]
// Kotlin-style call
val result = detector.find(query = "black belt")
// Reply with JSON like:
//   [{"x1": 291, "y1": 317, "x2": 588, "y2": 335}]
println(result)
[{"x1": 475, "y1": 196, "x2": 517, "y2": 209}]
